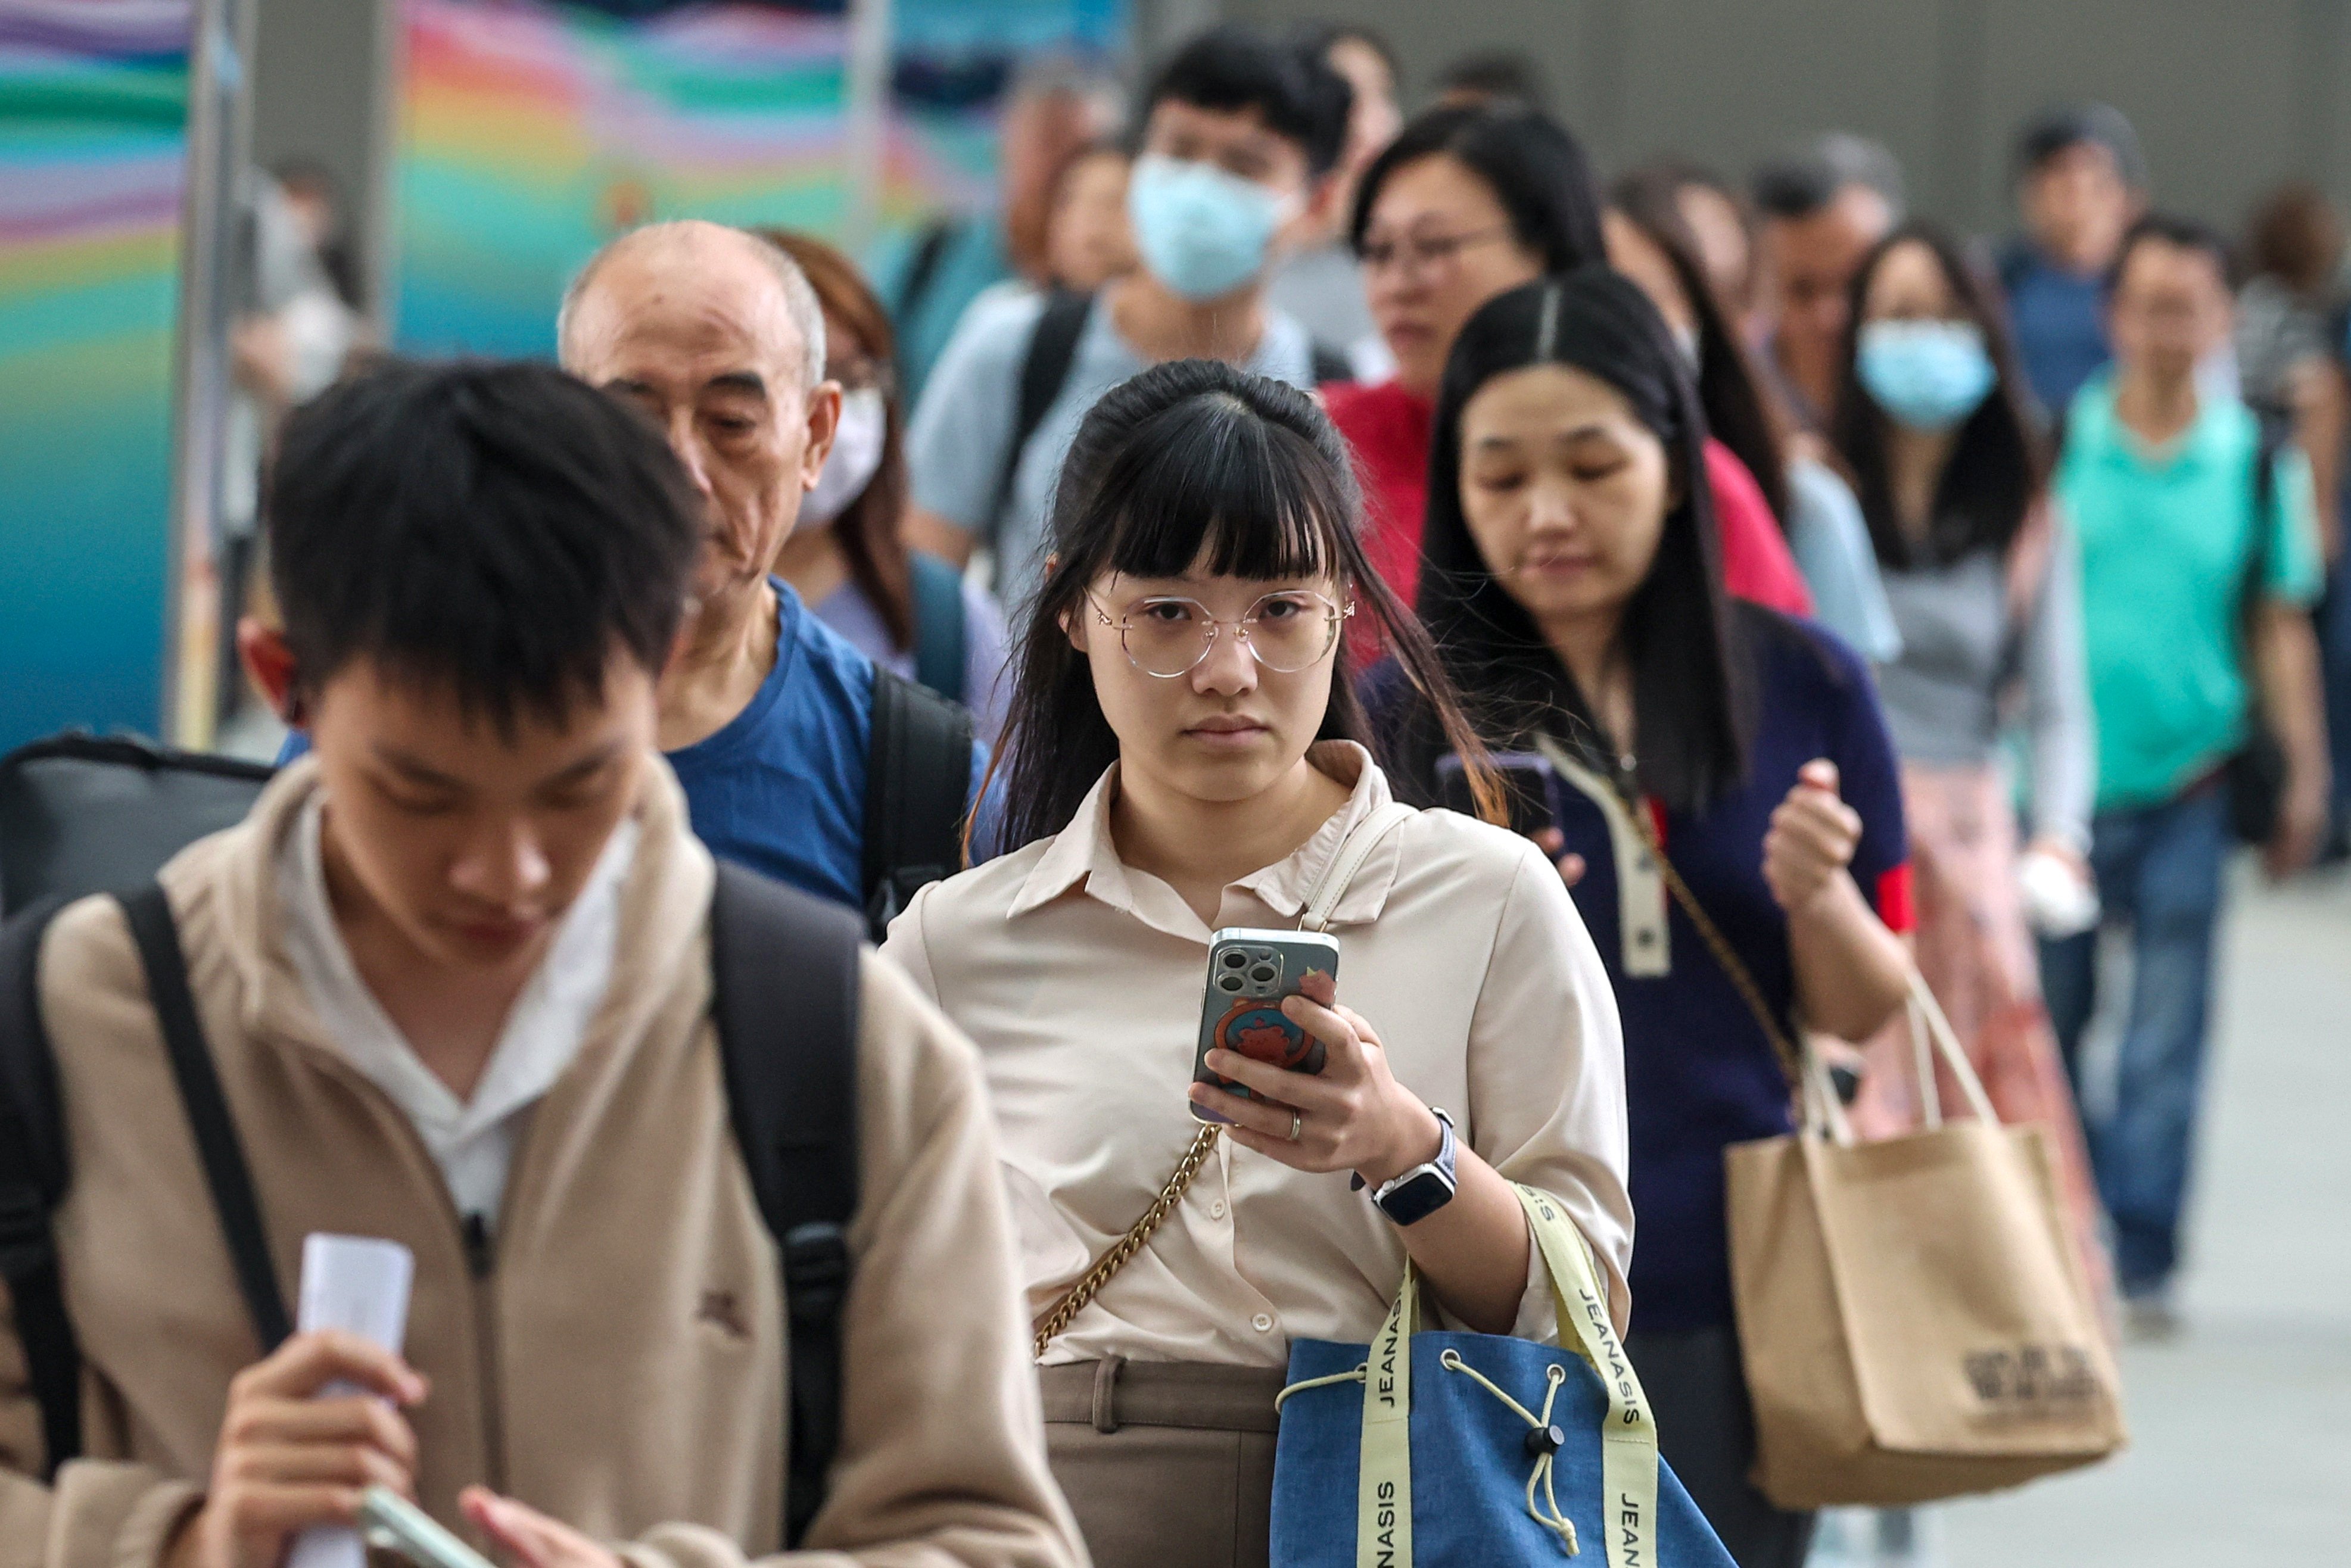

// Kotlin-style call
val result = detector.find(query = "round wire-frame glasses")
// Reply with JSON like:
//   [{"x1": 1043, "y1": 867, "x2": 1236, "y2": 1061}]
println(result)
[{"x1": 1088, "y1": 589, "x2": 1354, "y2": 678}]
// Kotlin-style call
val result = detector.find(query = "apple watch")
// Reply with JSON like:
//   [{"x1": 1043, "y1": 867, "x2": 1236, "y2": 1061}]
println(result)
[{"x1": 1357, "y1": 1106, "x2": 1459, "y2": 1227}]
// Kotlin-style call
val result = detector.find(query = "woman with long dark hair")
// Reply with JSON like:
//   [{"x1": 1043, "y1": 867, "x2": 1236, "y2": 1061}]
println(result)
[
  {"x1": 881, "y1": 359, "x2": 1634, "y2": 1568},
  {"x1": 1321, "y1": 105, "x2": 1812, "y2": 619},
  {"x1": 1371, "y1": 269, "x2": 1914, "y2": 1568},
  {"x1": 1826, "y1": 222, "x2": 2105, "y2": 1283},
  {"x1": 760, "y1": 229, "x2": 1012, "y2": 738},
  {"x1": 1606, "y1": 171, "x2": 1902, "y2": 663}
]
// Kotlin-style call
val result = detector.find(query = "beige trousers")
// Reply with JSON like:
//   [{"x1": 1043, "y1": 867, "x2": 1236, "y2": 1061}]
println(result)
[{"x1": 1038, "y1": 1358, "x2": 1287, "y2": 1568}]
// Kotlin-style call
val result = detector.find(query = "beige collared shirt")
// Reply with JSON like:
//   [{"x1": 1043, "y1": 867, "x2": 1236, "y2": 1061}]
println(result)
[{"x1": 882, "y1": 742, "x2": 1633, "y2": 1368}]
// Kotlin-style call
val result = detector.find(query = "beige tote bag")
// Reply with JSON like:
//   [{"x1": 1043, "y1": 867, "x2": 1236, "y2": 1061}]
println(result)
[{"x1": 1724, "y1": 971, "x2": 2127, "y2": 1508}]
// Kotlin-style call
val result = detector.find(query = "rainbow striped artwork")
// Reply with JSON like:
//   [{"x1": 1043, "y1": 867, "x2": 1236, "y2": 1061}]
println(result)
[
  {"x1": 394, "y1": 0, "x2": 1128, "y2": 359},
  {"x1": 0, "y1": 0, "x2": 188, "y2": 748},
  {"x1": 396, "y1": 0, "x2": 855, "y2": 359}
]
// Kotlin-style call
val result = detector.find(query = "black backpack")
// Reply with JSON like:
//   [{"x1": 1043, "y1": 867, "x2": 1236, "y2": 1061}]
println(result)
[
  {"x1": 0, "y1": 724, "x2": 938, "y2": 1547},
  {"x1": 2225, "y1": 405, "x2": 2297, "y2": 844}
]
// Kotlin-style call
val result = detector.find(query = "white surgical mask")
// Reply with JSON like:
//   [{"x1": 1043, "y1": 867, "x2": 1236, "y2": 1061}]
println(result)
[
  {"x1": 1126, "y1": 154, "x2": 1298, "y2": 302},
  {"x1": 800, "y1": 386, "x2": 886, "y2": 527}
]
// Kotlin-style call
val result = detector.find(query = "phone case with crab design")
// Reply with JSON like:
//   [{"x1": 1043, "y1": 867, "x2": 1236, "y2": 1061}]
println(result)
[{"x1": 1190, "y1": 926, "x2": 1341, "y2": 1123}]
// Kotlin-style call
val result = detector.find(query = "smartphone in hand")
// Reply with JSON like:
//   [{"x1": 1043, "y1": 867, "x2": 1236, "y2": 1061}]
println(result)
[
  {"x1": 1437, "y1": 750, "x2": 1564, "y2": 838},
  {"x1": 359, "y1": 1489, "x2": 496, "y2": 1568},
  {"x1": 1191, "y1": 927, "x2": 1340, "y2": 1124}
]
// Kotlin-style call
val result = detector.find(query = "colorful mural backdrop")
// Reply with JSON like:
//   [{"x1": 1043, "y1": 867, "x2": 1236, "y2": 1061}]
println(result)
[
  {"x1": 0, "y1": 0, "x2": 188, "y2": 748},
  {"x1": 397, "y1": 0, "x2": 853, "y2": 358},
  {"x1": 884, "y1": 0, "x2": 1126, "y2": 227},
  {"x1": 394, "y1": 0, "x2": 1126, "y2": 358}
]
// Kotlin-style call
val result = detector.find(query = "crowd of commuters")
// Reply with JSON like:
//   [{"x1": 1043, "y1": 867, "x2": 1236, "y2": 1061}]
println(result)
[{"x1": 7, "y1": 17, "x2": 2347, "y2": 1568}]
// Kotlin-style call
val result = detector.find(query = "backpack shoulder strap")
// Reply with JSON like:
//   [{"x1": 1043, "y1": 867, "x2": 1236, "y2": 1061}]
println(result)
[
  {"x1": 907, "y1": 553, "x2": 969, "y2": 704},
  {"x1": 1308, "y1": 339, "x2": 1353, "y2": 386},
  {"x1": 861, "y1": 669, "x2": 976, "y2": 942},
  {"x1": 116, "y1": 884, "x2": 292, "y2": 1354},
  {"x1": 708, "y1": 862, "x2": 864, "y2": 1550},
  {"x1": 893, "y1": 218, "x2": 958, "y2": 326},
  {"x1": 0, "y1": 897, "x2": 79, "y2": 1477},
  {"x1": 990, "y1": 289, "x2": 1094, "y2": 529},
  {"x1": 2247, "y1": 406, "x2": 2292, "y2": 603}
]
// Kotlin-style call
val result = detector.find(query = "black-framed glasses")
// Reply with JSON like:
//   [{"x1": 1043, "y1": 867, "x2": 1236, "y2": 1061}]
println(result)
[
  {"x1": 1357, "y1": 226, "x2": 1515, "y2": 278},
  {"x1": 1087, "y1": 590, "x2": 1354, "y2": 678}
]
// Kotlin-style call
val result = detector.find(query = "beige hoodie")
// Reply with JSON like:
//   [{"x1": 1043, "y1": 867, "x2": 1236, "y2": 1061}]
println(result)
[{"x1": 0, "y1": 760, "x2": 1084, "y2": 1568}]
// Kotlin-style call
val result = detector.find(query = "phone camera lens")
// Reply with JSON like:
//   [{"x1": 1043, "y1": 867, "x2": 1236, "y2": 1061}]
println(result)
[
  {"x1": 1250, "y1": 965, "x2": 1277, "y2": 984},
  {"x1": 1218, "y1": 974, "x2": 1244, "y2": 992},
  {"x1": 1222, "y1": 950, "x2": 1248, "y2": 968}
]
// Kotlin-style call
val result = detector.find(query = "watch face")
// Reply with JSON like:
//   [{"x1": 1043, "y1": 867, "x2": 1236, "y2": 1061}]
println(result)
[{"x1": 1378, "y1": 1171, "x2": 1456, "y2": 1227}]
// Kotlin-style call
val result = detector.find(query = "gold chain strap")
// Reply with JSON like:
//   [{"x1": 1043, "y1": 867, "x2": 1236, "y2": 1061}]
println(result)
[
  {"x1": 1615, "y1": 790, "x2": 1805, "y2": 1090},
  {"x1": 1030, "y1": 1124, "x2": 1223, "y2": 1360}
]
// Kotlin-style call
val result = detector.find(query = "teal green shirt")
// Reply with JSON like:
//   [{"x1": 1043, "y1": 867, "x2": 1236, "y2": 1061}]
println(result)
[{"x1": 2057, "y1": 374, "x2": 2323, "y2": 811}]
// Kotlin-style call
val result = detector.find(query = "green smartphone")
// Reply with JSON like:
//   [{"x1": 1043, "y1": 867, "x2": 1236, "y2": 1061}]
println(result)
[{"x1": 358, "y1": 1488, "x2": 497, "y2": 1568}]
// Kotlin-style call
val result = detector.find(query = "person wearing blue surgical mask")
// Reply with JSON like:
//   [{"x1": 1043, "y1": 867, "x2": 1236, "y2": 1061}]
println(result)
[
  {"x1": 762, "y1": 229, "x2": 1014, "y2": 743},
  {"x1": 905, "y1": 23, "x2": 1350, "y2": 613},
  {"x1": 1828, "y1": 220, "x2": 2109, "y2": 1399}
]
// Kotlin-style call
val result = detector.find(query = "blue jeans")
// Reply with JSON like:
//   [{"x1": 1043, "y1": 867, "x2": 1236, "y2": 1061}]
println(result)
[
  {"x1": 2039, "y1": 783, "x2": 2231, "y2": 1295},
  {"x1": 2322, "y1": 565, "x2": 2351, "y2": 831}
]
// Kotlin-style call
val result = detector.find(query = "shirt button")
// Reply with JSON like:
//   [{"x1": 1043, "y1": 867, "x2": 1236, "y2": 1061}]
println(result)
[
  {"x1": 1210, "y1": 1200, "x2": 1228, "y2": 1219},
  {"x1": 1252, "y1": 1313, "x2": 1274, "y2": 1333}
]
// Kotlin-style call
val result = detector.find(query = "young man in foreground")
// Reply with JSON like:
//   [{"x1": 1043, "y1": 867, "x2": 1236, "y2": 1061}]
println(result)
[{"x1": 0, "y1": 360, "x2": 1080, "y2": 1568}]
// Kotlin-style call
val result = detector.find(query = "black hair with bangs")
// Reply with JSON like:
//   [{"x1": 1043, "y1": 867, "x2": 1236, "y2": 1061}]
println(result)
[{"x1": 994, "y1": 358, "x2": 1494, "y2": 852}]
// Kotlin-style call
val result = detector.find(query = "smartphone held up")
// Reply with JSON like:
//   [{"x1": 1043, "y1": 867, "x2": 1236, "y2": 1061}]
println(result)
[{"x1": 1190, "y1": 926, "x2": 1339, "y2": 1124}]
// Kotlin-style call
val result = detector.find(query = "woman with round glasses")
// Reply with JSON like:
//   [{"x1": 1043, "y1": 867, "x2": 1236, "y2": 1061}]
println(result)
[{"x1": 879, "y1": 359, "x2": 1634, "y2": 1568}]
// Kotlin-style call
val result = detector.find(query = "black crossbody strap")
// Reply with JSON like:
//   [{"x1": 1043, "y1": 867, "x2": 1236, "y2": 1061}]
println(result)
[
  {"x1": 117, "y1": 884, "x2": 291, "y2": 1354},
  {"x1": 861, "y1": 670, "x2": 975, "y2": 942},
  {"x1": 0, "y1": 897, "x2": 79, "y2": 1476},
  {"x1": 709, "y1": 861, "x2": 865, "y2": 1548}
]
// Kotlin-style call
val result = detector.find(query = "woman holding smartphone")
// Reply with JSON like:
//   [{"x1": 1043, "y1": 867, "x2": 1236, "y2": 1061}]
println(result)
[
  {"x1": 880, "y1": 359, "x2": 1633, "y2": 1568},
  {"x1": 1368, "y1": 269, "x2": 1914, "y2": 1568}
]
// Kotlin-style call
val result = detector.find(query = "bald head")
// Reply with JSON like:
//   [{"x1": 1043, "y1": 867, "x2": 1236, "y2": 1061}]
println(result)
[
  {"x1": 557, "y1": 220, "x2": 843, "y2": 619},
  {"x1": 558, "y1": 220, "x2": 826, "y2": 391}
]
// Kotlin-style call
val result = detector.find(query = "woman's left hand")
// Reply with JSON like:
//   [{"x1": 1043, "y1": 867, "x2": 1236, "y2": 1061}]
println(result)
[
  {"x1": 1763, "y1": 759, "x2": 1863, "y2": 914},
  {"x1": 1189, "y1": 971, "x2": 1443, "y2": 1187}
]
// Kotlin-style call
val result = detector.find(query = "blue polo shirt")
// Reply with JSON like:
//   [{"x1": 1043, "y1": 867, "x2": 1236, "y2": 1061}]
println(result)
[
  {"x1": 2057, "y1": 375, "x2": 2322, "y2": 812},
  {"x1": 1367, "y1": 608, "x2": 1913, "y2": 1332},
  {"x1": 282, "y1": 581, "x2": 987, "y2": 912}
]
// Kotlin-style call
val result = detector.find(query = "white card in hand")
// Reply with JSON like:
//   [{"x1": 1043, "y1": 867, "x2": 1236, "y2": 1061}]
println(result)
[
  {"x1": 289, "y1": 1235, "x2": 415, "y2": 1568},
  {"x1": 297, "y1": 1233, "x2": 414, "y2": 1351}
]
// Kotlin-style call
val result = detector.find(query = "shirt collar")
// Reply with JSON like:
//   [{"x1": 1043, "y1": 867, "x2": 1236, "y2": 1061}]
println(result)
[
  {"x1": 1007, "y1": 740, "x2": 1406, "y2": 933},
  {"x1": 2079, "y1": 370, "x2": 2233, "y2": 473},
  {"x1": 664, "y1": 577, "x2": 805, "y2": 768}
]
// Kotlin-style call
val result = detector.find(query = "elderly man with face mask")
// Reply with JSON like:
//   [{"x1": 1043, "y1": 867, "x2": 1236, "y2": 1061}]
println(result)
[{"x1": 278, "y1": 222, "x2": 981, "y2": 929}]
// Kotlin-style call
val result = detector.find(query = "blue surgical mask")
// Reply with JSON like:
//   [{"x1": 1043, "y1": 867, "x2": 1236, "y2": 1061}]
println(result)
[
  {"x1": 1126, "y1": 153, "x2": 1291, "y2": 302},
  {"x1": 1857, "y1": 319, "x2": 1997, "y2": 432}
]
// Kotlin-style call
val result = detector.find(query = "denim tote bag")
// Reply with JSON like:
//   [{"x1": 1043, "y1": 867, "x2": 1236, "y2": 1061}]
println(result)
[{"x1": 1269, "y1": 1186, "x2": 1735, "y2": 1568}]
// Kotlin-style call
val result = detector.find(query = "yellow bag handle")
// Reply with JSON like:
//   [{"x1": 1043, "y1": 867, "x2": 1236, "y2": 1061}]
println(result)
[{"x1": 1328, "y1": 1189, "x2": 1656, "y2": 1568}]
